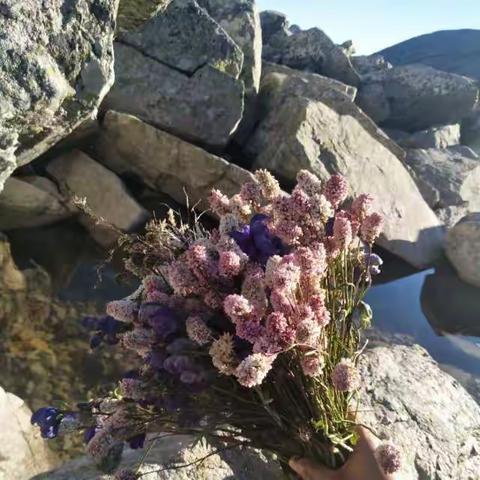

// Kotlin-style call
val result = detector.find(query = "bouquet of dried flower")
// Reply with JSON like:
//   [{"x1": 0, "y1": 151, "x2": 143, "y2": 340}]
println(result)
[{"x1": 31, "y1": 169, "x2": 400, "y2": 479}]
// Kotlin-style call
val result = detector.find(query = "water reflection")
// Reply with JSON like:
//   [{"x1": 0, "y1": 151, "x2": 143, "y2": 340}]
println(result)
[{"x1": 366, "y1": 260, "x2": 480, "y2": 384}]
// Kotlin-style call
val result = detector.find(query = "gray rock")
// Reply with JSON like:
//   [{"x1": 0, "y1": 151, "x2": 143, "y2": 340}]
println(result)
[
  {"x1": 46, "y1": 150, "x2": 149, "y2": 246},
  {"x1": 339, "y1": 39, "x2": 355, "y2": 56},
  {"x1": 405, "y1": 147, "x2": 480, "y2": 216},
  {"x1": 104, "y1": 43, "x2": 244, "y2": 148},
  {"x1": 0, "y1": 0, "x2": 118, "y2": 192},
  {"x1": 94, "y1": 111, "x2": 255, "y2": 211},
  {"x1": 262, "y1": 26, "x2": 360, "y2": 86},
  {"x1": 359, "y1": 344, "x2": 480, "y2": 479},
  {"x1": 118, "y1": 0, "x2": 243, "y2": 78},
  {"x1": 197, "y1": 0, "x2": 262, "y2": 93},
  {"x1": 351, "y1": 54, "x2": 392, "y2": 76},
  {"x1": 378, "y1": 29, "x2": 480, "y2": 81},
  {"x1": 0, "y1": 176, "x2": 71, "y2": 230},
  {"x1": 0, "y1": 386, "x2": 58, "y2": 478},
  {"x1": 461, "y1": 106, "x2": 480, "y2": 155},
  {"x1": 357, "y1": 64, "x2": 479, "y2": 131},
  {"x1": 248, "y1": 65, "x2": 444, "y2": 268},
  {"x1": 0, "y1": 233, "x2": 27, "y2": 291},
  {"x1": 446, "y1": 213, "x2": 480, "y2": 288},
  {"x1": 33, "y1": 435, "x2": 281, "y2": 479},
  {"x1": 394, "y1": 124, "x2": 460, "y2": 149},
  {"x1": 436, "y1": 204, "x2": 471, "y2": 229},
  {"x1": 259, "y1": 10, "x2": 290, "y2": 43}
]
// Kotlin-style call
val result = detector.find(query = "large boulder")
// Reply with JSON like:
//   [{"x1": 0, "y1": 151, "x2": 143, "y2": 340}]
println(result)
[
  {"x1": 0, "y1": 386, "x2": 58, "y2": 478},
  {"x1": 0, "y1": 0, "x2": 119, "y2": 192},
  {"x1": 46, "y1": 150, "x2": 149, "y2": 246},
  {"x1": 103, "y1": 0, "x2": 244, "y2": 148},
  {"x1": 259, "y1": 10, "x2": 290, "y2": 44},
  {"x1": 0, "y1": 176, "x2": 71, "y2": 230},
  {"x1": 248, "y1": 65, "x2": 444, "y2": 268},
  {"x1": 359, "y1": 344, "x2": 480, "y2": 479},
  {"x1": 351, "y1": 54, "x2": 392, "y2": 76},
  {"x1": 389, "y1": 124, "x2": 460, "y2": 150},
  {"x1": 404, "y1": 147, "x2": 480, "y2": 219},
  {"x1": 197, "y1": 0, "x2": 262, "y2": 94},
  {"x1": 94, "y1": 111, "x2": 255, "y2": 210},
  {"x1": 378, "y1": 29, "x2": 480, "y2": 81},
  {"x1": 446, "y1": 213, "x2": 480, "y2": 288},
  {"x1": 356, "y1": 64, "x2": 479, "y2": 131},
  {"x1": 262, "y1": 24, "x2": 360, "y2": 86}
]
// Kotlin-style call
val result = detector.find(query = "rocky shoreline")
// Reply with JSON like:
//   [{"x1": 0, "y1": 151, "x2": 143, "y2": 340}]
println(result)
[{"x1": 1, "y1": 0, "x2": 480, "y2": 478}]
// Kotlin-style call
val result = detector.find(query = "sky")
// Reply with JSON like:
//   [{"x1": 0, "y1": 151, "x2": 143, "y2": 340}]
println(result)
[{"x1": 257, "y1": 0, "x2": 480, "y2": 55}]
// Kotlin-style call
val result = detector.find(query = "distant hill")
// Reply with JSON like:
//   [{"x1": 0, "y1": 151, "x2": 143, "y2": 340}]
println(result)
[{"x1": 377, "y1": 29, "x2": 480, "y2": 81}]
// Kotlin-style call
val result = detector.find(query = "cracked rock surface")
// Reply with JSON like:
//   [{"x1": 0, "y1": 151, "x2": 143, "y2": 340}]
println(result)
[{"x1": 0, "y1": 0, "x2": 119, "y2": 192}]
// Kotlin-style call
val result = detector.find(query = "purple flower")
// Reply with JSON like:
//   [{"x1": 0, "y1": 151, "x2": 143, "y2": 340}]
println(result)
[
  {"x1": 364, "y1": 253, "x2": 383, "y2": 275},
  {"x1": 84, "y1": 426, "x2": 98, "y2": 444},
  {"x1": 230, "y1": 215, "x2": 284, "y2": 265},
  {"x1": 138, "y1": 304, "x2": 178, "y2": 340},
  {"x1": 127, "y1": 433, "x2": 146, "y2": 450},
  {"x1": 163, "y1": 355, "x2": 194, "y2": 375},
  {"x1": 81, "y1": 316, "x2": 128, "y2": 349},
  {"x1": 31, "y1": 407, "x2": 79, "y2": 439},
  {"x1": 148, "y1": 349, "x2": 168, "y2": 370}
]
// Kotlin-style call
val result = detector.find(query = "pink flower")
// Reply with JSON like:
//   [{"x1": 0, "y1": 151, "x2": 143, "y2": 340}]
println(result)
[
  {"x1": 223, "y1": 294, "x2": 253, "y2": 322},
  {"x1": 230, "y1": 193, "x2": 252, "y2": 218},
  {"x1": 235, "y1": 318, "x2": 265, "y2": 344},
  {"x1": 209, "y1": 189, "x2": 230, "y2": 216},
  {"x1": 310, "y1": 194, "x2": 334, "y2": 224},
  {"x1": 242, "y1": 265, "x2": 268, "y2": 319},
  {"x1": 323, "y1": 174, "x2": 348, "y2": 208},
  {"x1": 331, "y1": 358, "x2": 360, "y2": 392},
  {"x1": 351, "y1": 193, "x2": 374, "y2": 221},
  {"x1": 375, "y1": 443, "x2": 401, "y2": 474},
  {"x1": 86, "y1": 429, "x2": 115, "y2": 461},
  {"x1": 209, "y1": 333, "x2": 237, "y2": 375},
  {"x1": 106, "y1": 300, "x2": 137, "y2": 323},
  {"x1": 119, "y1": 378, "x2": 146, "y2": 401},
  {"x1": 309, "y1": 295, "x2": 330, "y2": 327},
  {"x1": 296, "y1": 170, "x2": 323, "y2": 197},
  {"x1": 296, "y1": 318, "x2": 322, "y2": 346},
  {"x1": 333, "y1": 212, "x2": 353, "y2": 249},
  {"x1": 145, "y1": 289, "x2": 170, "y2": 304},
  {"x1": 203, "y1": 290, "x2": 224, "y2": 310},
  {"x1": 271, "y1": 255, "x2": 301, "y2": 291},
  {"x1": 274, "y1": 220, "x2": 303, "y2": 245},
  {"x1": 270, "y1": 288, "x2": 295, "y2": 315},
  {"x1": 324, "y1": 236, "x2": 340, "y2": 259},
  {"x1": 235, "y1": 353, "x2": 275, "y2": 388},
  {"x1": 219, "y1": 250, "x2": 242, "y2": 278},
  {"x1": 185, "y1": 244, "x2": 219, "y2": 280},
  {"x1": 167, "y1": 261, "x2": 199, "y2": 296},
  {"x1": 186, "y1": 316, "x2": 212, "y2": 345},
  {"x1": 254, "y1": 169, "x2": 281, "y2": 200},
  {"x1": 360, "y1": 212, "x2": 384, "y2": 244},
  {"x1": 120, "y1": 328, "x2": 157, "y2": 356},
  {"x1": 255, "y1": 312, "x2": 296, "y2": 354},
  {"x1": 142, "y1": 275, "x2": 165, "y2": 294},
  {"x1": 301, "y1": 352, "x2": 325, "y2": 377},
  {"x1": 265, "y1": 255, "x2": 282, "y2": 288},
  {"x1": 290, "y1": 187, "x2": 312, "y2": 215},
  {"x1": 239, "y1": 181, "x2": 263, "y2": 204}
]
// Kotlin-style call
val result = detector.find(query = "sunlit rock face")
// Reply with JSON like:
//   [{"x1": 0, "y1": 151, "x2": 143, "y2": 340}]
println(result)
[{"x1": 0, "y1": 0, "x2": 119, "y2": 192}]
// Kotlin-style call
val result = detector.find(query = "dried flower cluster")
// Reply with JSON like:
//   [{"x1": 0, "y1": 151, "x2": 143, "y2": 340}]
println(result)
[{"x1": 32, "y1": 170, "x2": 400, "y2": 476}]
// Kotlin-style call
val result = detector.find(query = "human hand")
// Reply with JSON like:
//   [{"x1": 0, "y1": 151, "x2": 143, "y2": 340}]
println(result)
[{"x1": 289, "y1": 427, "x2": 396, "y2": 480}]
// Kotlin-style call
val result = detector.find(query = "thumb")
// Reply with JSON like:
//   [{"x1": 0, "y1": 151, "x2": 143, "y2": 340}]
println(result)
[{"x1": 289, "y1": 457, "x2": 337, "y2": 480}]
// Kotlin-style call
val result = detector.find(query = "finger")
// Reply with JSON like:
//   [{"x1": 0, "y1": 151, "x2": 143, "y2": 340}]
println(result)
[{"x1": 289, "y1": 457, "x2": 336, "y2": 480}]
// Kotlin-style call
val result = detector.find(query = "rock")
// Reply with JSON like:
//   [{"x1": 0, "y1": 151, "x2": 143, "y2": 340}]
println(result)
[
  {"x1": 197, "y1": 0, "x2": 262, "y2": 94},
  {"x1": 359, "y1": 344, "x2": 480, "y2": 480},
  {"x1": 104, "y1": 1, "x2": 245, "y2": 148},
  {"x1": 0, "y1": 176, "x2": 71, "y2": 230},
  {"x1": 446, "y1": 213, "x2": 480, "y2": 288},
  {"x1": 461, "y1": 107, "x2": 480, "y2": 155},
  {"x1": 118, "y1": 0, "x2": 243, "y2": 78},
  {"x1": 0, "y1": 233, "x2": 26, "y2": 291},
  {"x1": 378, "y1": 29, "x2": 480, "y2": 81},
  {"x1": 393, "y1": 124, "x2": 460, "y2": 149},
  {"x1": 351, "y1": 54, "x2": 392, "y2": 76},
  {"x1": 356, "y1": 64, "x2": 479, "y2": 131},
  {"x1": 0, "y1": 0, "x2": 118, "y2": 192},
  {"x1": 0, "y1": 386, "x2": 58, "y2": 478},
  {"x1": 33, "y1": 435, "x2": 281, "y2": 479},
  {"x1": 46, "y1": 150, "x2": 149, "y2": 246},
  {"x1": 262, "y1": 26, "x2": 360, "y2": 86},
  {"x1": 405, "y1": 147, "x2": 480, "y2": 217},
  {"x1": 339, "y1": 39, "x2": 355, "y2": 56},
  {"x1": 259, "y1": 10, "x2": 290, "y2": 43},
  {"x1": 436, "y1": 204, "x2": 471, "y2": 229},
  {"x1": 248, "y1": 65, "x2": 444, "y2": 268},
  {"x1": 94, "y1": 111, "x2": 255, "y2": 210}
]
